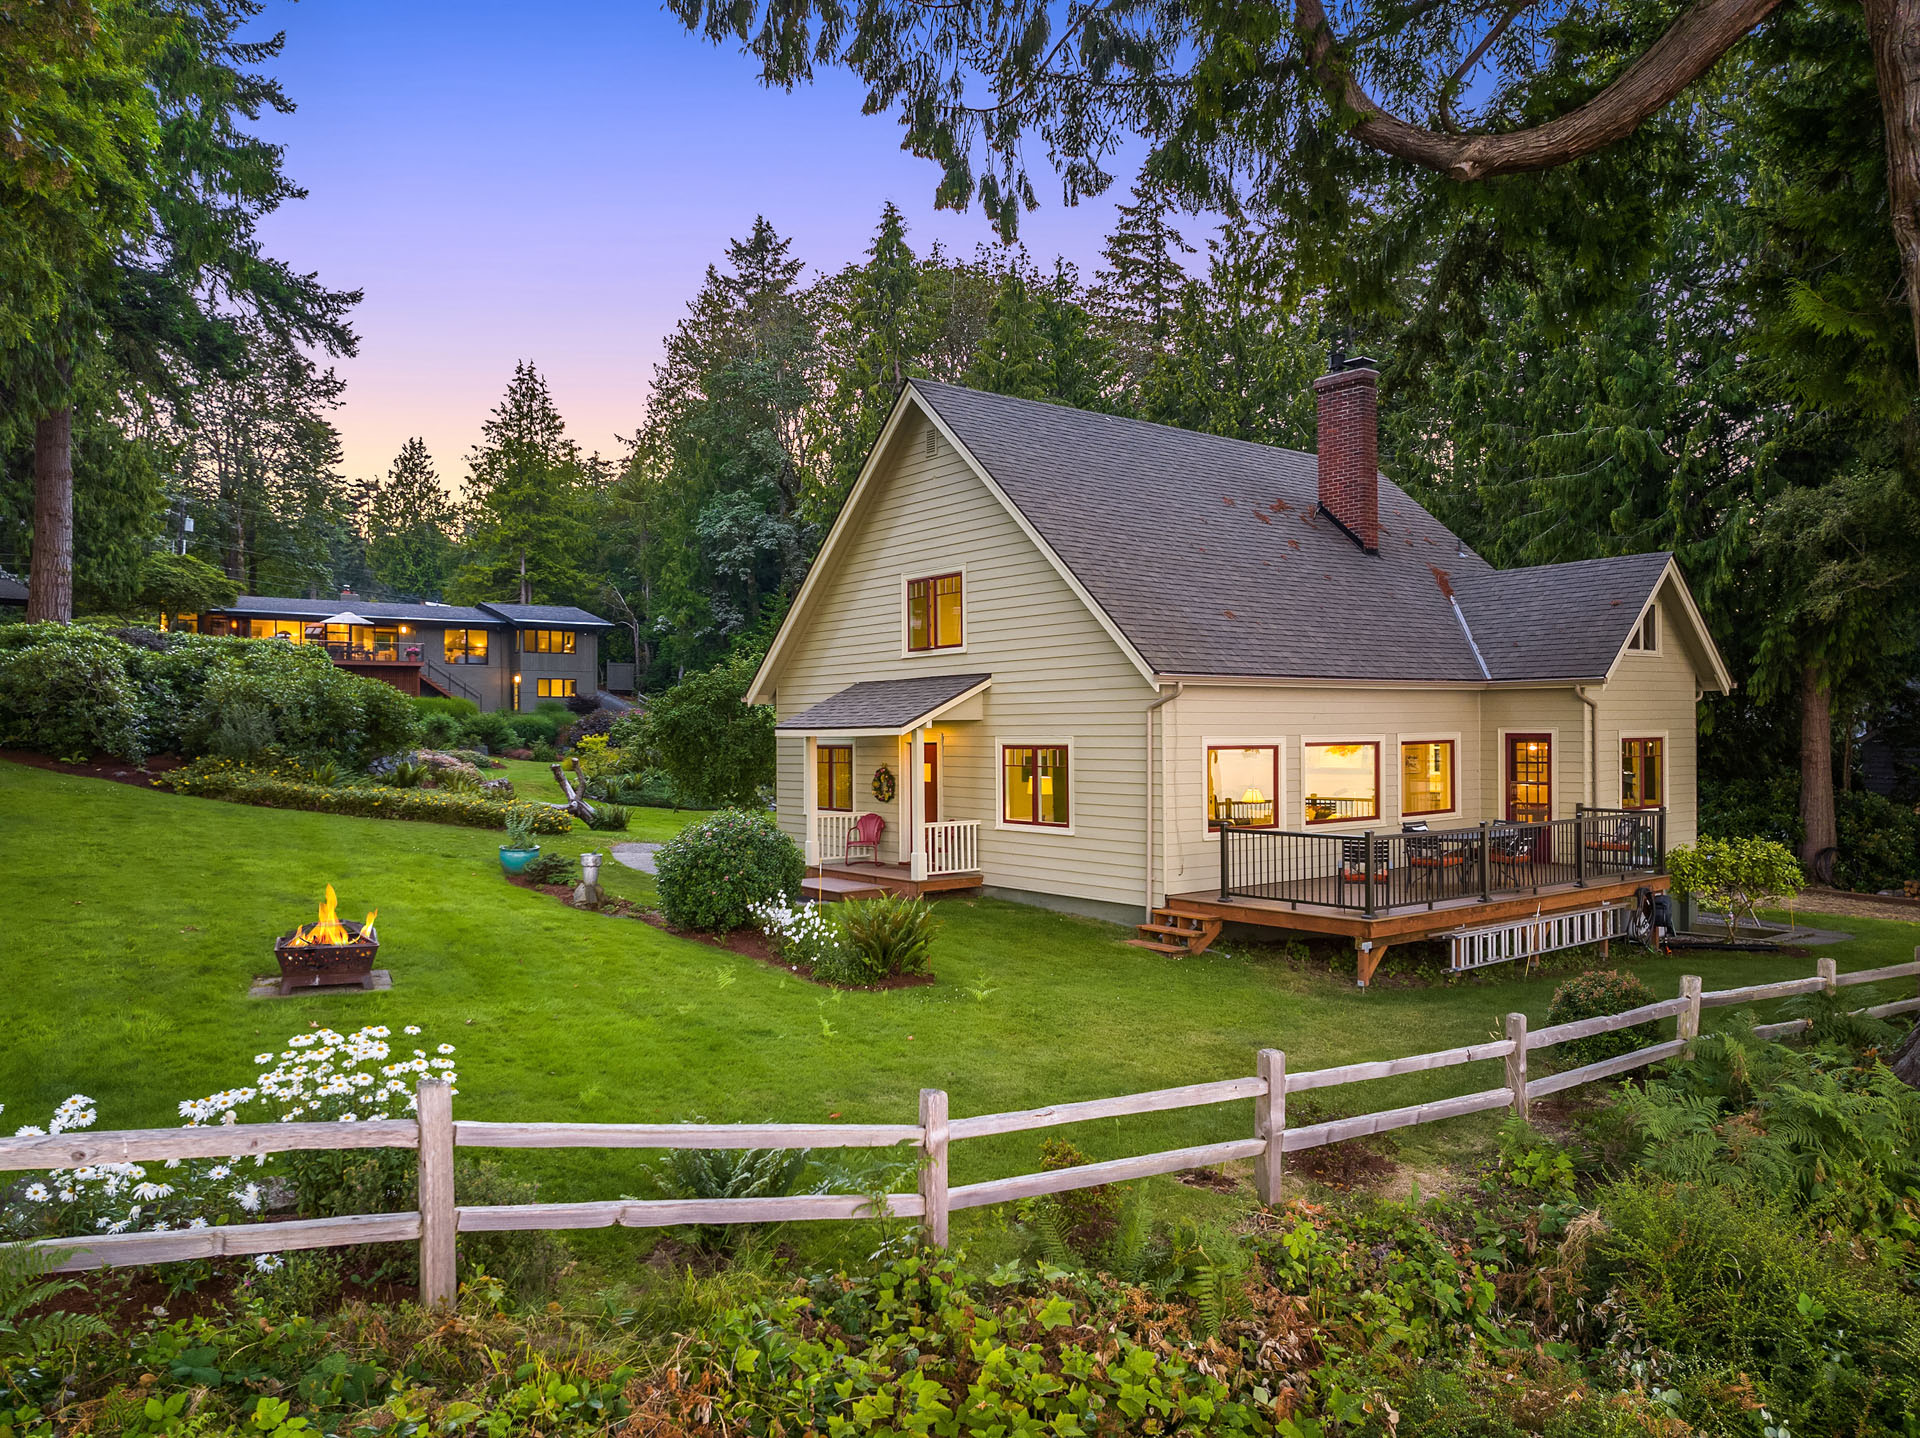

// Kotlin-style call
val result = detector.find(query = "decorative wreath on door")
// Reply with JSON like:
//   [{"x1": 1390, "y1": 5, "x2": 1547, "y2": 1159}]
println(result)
[{"x1": 871, "y1": 764, "x2": 896, "y2": 803}]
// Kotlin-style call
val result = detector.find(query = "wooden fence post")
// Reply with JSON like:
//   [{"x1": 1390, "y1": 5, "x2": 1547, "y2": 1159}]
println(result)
[
  {"x1": 1678, "y1": 975, "x2": 1703, "y2": 1055},
  {"x1": 1504, "y1": 1014, "x2": 1529, "y2": 1121},
  {"x1": 416, "y1": 1079, "x2": 456, "y2": 1307},
  {"x1": 1254, "y1": 1050, "x2": 1286, "y2": 1207},
  {"x1": 1817, "y1": 956, "x2": 1838, "y2": 994},
  {"x1": 919, "y1": 1089, "x2": 949, "y2": 1248}
]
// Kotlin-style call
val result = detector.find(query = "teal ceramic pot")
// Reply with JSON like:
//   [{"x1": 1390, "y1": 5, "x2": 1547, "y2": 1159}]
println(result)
[{"x1": 499, "y1": 845, "x2": 541, "y2": 876}]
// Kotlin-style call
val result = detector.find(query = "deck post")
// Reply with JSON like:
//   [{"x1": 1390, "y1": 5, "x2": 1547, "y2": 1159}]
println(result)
[
  {"x1": 416, "y1": 1078, "x2": 456, "y2": 1307},
  {"x1": 1504, "y1": 1013, "x2": 1529, "y2": 1121},
  {"x1": 918, "y1": 1088, "x2": 949, "y2": 1247},
  {"x1": 1574, "y1": 804, "x2": 1586, "y2": 887},
  {"x1": 802, "y1": 736, "x2": 819, "y2": 864},
  {"x1": 1253, "y1": 1049, "x2": 1285, "y2": 1206},
  {"x1": 1362, "y1": 829, "x2": 1378, "y2": 917},
  {"x1": 1219, "y1": 822, "x2": 1232, "y2": 900},
  {"x1": 1655, "y1": 807, "x2": 1668, "y2": 873},
  {"x1": 1817, "y1": 956, "x2": 1838, "y2": 994},
  {"x1": 1677, "y1": 975, "x2": 1703, "y2": 1054},
  {"x1": 1478, "y1": 822, "x2": 1492, "y2": 902}
]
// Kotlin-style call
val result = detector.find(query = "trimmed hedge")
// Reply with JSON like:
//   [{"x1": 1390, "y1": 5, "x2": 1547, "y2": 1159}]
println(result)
[
  {"x1": 160, "y1": 757, "x2": 572, "y2": 833},
  {"x1": 1545, "y1": 969, "x2": 1659, "y2": 1066}
]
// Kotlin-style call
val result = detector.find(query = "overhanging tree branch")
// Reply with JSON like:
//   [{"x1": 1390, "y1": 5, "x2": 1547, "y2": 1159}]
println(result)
[{"x1": 1295, "y1": 0, "x2": 1786, "y2": 179}]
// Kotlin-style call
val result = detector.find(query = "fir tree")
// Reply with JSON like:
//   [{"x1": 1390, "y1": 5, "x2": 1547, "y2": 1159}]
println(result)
[
  {"x1": 366, "y1": 438, "x2": 458, "y2": 601},
  {"x1": 1094, "y1": 182, "x2": 1194, "y2": 405},
  {"x1": 450, "y1": 362, "x2": 588, "y2": 605}
]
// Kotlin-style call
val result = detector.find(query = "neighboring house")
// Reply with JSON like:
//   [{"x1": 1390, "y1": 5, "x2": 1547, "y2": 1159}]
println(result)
[
  {"x1": 748, "y1": 363, "x2": 1732, "y2": 980},
  {"x1": 173, "y1": 596, "x2": 611, "y2": 712},
  {"x1": 0, "y1": 573, "x2": 26, "y2": 611}
]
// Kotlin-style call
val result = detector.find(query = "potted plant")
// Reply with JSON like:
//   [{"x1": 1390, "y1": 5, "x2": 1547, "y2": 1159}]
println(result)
[{"x1": 499, "y1": 814, "x2": 542, "y2": 875}]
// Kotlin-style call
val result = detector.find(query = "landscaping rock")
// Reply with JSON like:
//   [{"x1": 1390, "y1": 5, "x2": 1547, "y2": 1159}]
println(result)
[
  {"x1": 481, "y1": 777, "x2": 515, "y2": 798},
  {"x1": 410, "y1": 749, "x2": 484, "y2": 784}
]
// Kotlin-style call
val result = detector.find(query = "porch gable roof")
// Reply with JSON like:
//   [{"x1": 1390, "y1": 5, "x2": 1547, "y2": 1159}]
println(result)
[{"x1": 776, "y1": 673, "x2": 991, "y2": 736}]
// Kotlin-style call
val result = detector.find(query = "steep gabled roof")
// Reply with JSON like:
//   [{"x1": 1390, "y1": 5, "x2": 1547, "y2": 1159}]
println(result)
[{"x1": 1452, "y1": 553, "x2": 1677, "y2": 682}]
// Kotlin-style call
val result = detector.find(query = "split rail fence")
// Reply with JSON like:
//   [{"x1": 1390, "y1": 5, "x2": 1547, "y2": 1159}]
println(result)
[{"x1": 7, "y1": 952, "x2": 1917, "y2": 1306}]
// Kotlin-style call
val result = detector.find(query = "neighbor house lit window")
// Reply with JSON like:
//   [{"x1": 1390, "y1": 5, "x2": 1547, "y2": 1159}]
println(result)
[
  {"x1": 907, "y1": 573, "x2": 963, "y2": 651},
  {"x1": 817, "y1": 744, "x2": 853, "y2": 811},
  {"x1": 1207, "y1": 746, "x2": 1278, "y2": 829},
  {"x1": 248, "y1": 618, "x2": 305, "y2": 643},
  {"x1": 522, "y1": 629, "x2": 576, "y2": 654},
  {"x1": 444, "y1": 628, "x2": 490, "y2": 664},
  {"x1": 1626, "y1": 605, "x2": 1658, "y2": 652},
  {"x1": 536, "y1": 677, "x2": 576, "y2": 698},
  {"x1": 1400, "y1": 741, "x2": 1455, "y2": 816},
  {"x1": 1003, "y1": 745, "x2": 1069, "y2": 826},
  {"x1": 1302, "y1": 742, "x2": 1380, "y2": 824},
  {"x1": 1621, "y1": 737, "x2": 1664, "y2": 808}
]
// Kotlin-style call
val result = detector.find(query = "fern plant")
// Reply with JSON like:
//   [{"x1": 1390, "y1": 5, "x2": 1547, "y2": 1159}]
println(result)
[
  {"x1": 0, "y1": 1243, "x2": 109, "y2": 1364},
  {"x1": 645, "y1": 1135, "x2": 811, "y2": 1252},
  {"x1": 838, "y1": 894, "x2": 939, "y2": 981}
]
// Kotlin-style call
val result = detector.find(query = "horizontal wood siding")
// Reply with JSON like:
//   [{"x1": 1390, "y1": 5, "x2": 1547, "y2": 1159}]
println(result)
[
  {"x1": 1596, "y1": 589, "x2": 1701, "y2": 844},
  {"x1": 770, "y1": 411, "x2": 1156, "y2": 908},
  {"x1": 1480, "y1": 689, "x2": 1587, "y2": 822}
]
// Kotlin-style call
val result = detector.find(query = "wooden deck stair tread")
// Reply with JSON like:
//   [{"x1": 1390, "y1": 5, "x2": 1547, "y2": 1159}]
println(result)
[
  {"x1": 802, "y1": 875, "x2": 887, "y2": 901},
  {"x1": 1130, "y1": 907, "x2": 1224, "y2": 956}
]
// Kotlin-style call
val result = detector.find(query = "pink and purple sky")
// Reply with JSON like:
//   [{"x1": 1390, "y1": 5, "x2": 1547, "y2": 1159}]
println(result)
[{"x1": 251, "y1": 0, "x2": 1144, "y2": 484}]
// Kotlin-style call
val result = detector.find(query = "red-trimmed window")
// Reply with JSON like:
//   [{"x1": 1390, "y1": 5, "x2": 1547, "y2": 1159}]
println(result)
[
  {"x1": 1400, "y1": 741, "x2": 1456, "y2": 816},
  {"x1": 1002, "y1": 745, "x2": 1069, "y2": 826},
  {"x1": 1302, "y1": 742, "x2": 1380, "y2": 824},
  {"x1": 1207, "y1": 746, "x2": 1278, "y2": 829},
  {"x1": 907, "y1": 573, "x2": 963, "y2": 651},
  {"x1": 817, "y1": 744, "x2": 853, "y2": 812},
  {"x1": 1621, "y1": 737, "x2": 1664, "y2": 808}
]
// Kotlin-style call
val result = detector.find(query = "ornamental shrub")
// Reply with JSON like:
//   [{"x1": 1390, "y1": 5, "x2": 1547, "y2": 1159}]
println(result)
[
  {"x1": 0, "y1": 623, "x2": 148, "y2": 759},
  {"x1": 654, "y1": 808, "x2": 803, "y2": 931},
  {"x1": 1834, "y1": 789, "x2": 1920, "y2": 892},
  {"x1": 1544, "y1": 969, "x2": 1659, "y2": 1067},
  {"x1": 1667, "y1": 835, "x2": 1805, "y2": 937},
  {"x1": 836, "y1": 894, "x2": 938, "y2": 982},
  {"x1": 160, "y1": 757, "x2": 570, "y2": 833}
]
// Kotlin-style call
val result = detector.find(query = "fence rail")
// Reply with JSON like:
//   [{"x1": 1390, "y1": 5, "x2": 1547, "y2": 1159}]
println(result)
[
  {"x1": 1219, "y1": 805, "x2": 1665, "y2": 916},
  {"x1": 7, "y1": 953, "x2": 1917, "y2": 1301}
]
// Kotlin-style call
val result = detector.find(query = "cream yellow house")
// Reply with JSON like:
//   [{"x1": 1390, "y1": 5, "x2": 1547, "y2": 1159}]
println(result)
[{"x1": 747, "y1": 364, "x2": 1731, "y2": 976}]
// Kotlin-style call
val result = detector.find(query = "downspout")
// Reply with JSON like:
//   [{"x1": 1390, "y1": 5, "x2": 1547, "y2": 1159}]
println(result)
[
  {"x1": 1576, "y1": 685, "x2": 1600, "y2": 807},
  {"x1": 1144, "y1": 683, "x2": 1184, "y2": 920}
]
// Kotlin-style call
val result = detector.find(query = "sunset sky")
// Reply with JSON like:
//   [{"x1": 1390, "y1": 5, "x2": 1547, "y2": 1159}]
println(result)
[{"x1": 251, "y1": 0, "x2": 1144, "y2": 485}]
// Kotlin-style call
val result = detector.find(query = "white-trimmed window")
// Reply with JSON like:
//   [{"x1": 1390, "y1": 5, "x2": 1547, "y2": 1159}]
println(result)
[
  {"x1": 1002, "y1": 743, "x2": 1070, "y2": 827},
  {"x1": 906, "y1": 572, "x2": 964, "y2": 651},
  {"x1": 1626, "y1": 605, "x2": 1658, "y2": 652},
  {"x1": 817, "y1": 744, "x2": 853, "y2": 811},
  {"x1": 1207, "y1": 745, "x2": 1279, "y2": 829},
  {"x1": 1400, "y1": 740, "x2": 1456, "y2": 817},
  {"x1": 1303, "y1": 742, "x2": 1380, "y2": 824}
]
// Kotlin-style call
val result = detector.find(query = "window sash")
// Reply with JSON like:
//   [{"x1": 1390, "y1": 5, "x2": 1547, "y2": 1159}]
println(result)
[
  {"x1": 1206, "y1": 746, "x2": 1278, "y2": 829},
  {"x1": 523, "y1": 629, "x2": 576, "y2": 654},
  {"x1": 907, "y1": 573, "x2": 963, "y2": 650},
  {"x1": 1002, "y1": 744, "x2": 1069, "y2": 826},
  {"x1": 1621, "y1": 737, "x2": 1664, "y2": 808},
  {"x1": 1302, "y1": 742, "x2": 1380, "y2": 824},
  {"x1": 817, "y1": 745, "x2": 853, "y2": 811},
  {"x1": 536, "y1": 678, "x2": 576, "y2": 698},
  {"x1": 1400, "y1": 741, "x2": 1456, "y2": 816},
  {"x1": 444, "y1": 628, "x2": 490, "y2": 664}
]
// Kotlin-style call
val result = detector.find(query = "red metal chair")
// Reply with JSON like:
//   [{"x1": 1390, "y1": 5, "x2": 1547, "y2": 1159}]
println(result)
[{"x1": 845, "y1": 812, "x2": 886, "y2": 863}]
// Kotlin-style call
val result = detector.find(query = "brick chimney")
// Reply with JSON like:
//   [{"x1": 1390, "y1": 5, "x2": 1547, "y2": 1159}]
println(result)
[{"x1": 1315, "y1": 356, "x2": 1380, "y2": 553}]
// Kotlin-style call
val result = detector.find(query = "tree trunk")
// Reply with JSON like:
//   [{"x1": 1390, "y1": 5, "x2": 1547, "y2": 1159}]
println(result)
[
  {"x1": 26, "y1": 407, "x2": 74, "y2": 624},
  {"x1": 518, "y1": 549, "x2": 530, "y2": 604},
  {"x1": 1799, "y1": 660, "x2": 1838, "y2": 875},
  {"x1": 1861, "y1": 0, "x2": 1920, "y2": 371}
]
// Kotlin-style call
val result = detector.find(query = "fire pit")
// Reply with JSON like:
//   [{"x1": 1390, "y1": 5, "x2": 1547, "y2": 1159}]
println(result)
[{"x1": 274, "y1": 885, "x2": 380, "y2": 996}]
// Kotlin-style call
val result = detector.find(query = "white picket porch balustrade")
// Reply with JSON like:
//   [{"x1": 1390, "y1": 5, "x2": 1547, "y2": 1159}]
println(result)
[{"x1": 924, "y1": 820, "x2": 981, "y2": 877}]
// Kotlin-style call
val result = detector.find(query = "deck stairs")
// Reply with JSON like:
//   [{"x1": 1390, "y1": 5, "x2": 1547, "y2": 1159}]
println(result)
[
  {"x1": 802, "y1": 873, "x2": 888, "y2": 903},
  {"x1": 1128, "y1": 906, "x2": 1225, "y2": 956}
]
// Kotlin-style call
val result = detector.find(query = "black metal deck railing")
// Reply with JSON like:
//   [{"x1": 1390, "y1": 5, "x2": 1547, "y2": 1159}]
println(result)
[{"x1": 1219, "y1": 805, "x2": 1665, "y2": 916}]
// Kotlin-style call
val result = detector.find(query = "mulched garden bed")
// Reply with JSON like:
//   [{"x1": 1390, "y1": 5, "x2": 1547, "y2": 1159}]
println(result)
[{"x1": 0, "y1": 748, "x2": 184, "y2": 786}]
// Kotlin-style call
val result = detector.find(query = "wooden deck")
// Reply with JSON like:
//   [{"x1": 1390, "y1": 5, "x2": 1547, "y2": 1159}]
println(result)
[
  {"x1": 1166, "y1": 873, "x2": 1668, "y2": 984},
  {"x1": 806, "y1": 861, "x2": 984, "y2": 901}
]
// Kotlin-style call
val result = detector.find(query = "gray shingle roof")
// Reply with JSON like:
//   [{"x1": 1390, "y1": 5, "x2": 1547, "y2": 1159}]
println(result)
[
  {"x1": 777, "y1": 673, "x2": 992, "y2": 732},
  {"x1": 213, "y1": 597, "x2": 501, "y2": 625},
  {"x1": 0, "y1": 574, "x2": 26, "y2": 605},
  {"x1": 477, "y1": 602, "x2": 614, "y2": 629},
  {"x1": 907, "y1": 380, "x2": 1675, "y2": 683}
]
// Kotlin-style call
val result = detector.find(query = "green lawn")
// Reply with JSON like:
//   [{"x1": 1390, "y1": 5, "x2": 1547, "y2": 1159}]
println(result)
[{"x1": 5, "y1": 754, "x2": 1916, "y2": 1260}]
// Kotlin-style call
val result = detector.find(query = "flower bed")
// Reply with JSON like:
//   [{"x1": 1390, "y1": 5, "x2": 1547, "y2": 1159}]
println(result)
[{"x1": 160, "y1": 757, "x2": 572, "y2": 834}]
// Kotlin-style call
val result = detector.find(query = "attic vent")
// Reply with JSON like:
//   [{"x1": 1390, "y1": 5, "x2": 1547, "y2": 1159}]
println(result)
[{"x1": 924, "y1": 425, "x2": 936, "y2": 457}]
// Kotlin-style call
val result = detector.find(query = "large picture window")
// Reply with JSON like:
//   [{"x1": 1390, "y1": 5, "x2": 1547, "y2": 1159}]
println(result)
[
  {"x1": 1303, "y1": 742, "x2": 1380, "y2": 824},
  {"x1": 817, "y1": 744, "x2": 853, "y2": 811},
  {"x1": 536, "y1": 678, "x2": 576, "y2": 698},
  {"x1": 1621, "y1": 737, "x2": 1664, "y2": 808},
  {"x1": 1400, "y1": 740, "x2": 1456, "y2": 816},
  {"x1": 1207, "y1": 746, "x2": 1278, "y2": 829},
  {"x1": 248, "y1": 618, "x2": 306, "y2": 643},
  {"x1": 522, "y1": 629, "x2": 576, "y2": 654},
  {"x1": 907, "y1": 573, "x2": 964, "y2": 651},
  {"x1": 443, "y1": 628, "x2": 490, "y2": 664},
  {"x1": 1003, "y1": 744, "x2": 1070, "y2": 827}
]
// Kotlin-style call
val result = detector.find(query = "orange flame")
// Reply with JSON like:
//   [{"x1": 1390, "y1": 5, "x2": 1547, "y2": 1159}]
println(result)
[{"x1": 287, "y1": 884, "x2": 377, "y2": 946}]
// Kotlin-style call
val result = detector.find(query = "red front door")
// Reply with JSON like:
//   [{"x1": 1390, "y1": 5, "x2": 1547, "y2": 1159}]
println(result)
[
  {"x1": 1506, "y1": 734, "x2": 1552, "y2": 823},
  {"x1": 922, "y1": 743, "x2": 939, "y2": 824}
]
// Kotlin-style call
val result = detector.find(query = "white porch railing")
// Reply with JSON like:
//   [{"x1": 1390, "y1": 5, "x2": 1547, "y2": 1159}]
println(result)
[
  {"x1": 924, "y1": 820, "x2": 981, "y2": 877},
  {"x1": 815, "y1": 812, "x2": 857, "y2": 863}
]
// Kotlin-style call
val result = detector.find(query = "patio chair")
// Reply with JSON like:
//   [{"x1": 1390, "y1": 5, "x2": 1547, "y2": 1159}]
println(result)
[
  {"x1": 1339, "y1": 837, "x2": 1391, "y2": 886},
  {"x1": 1407, "y1": 826, "x2": 1469, "y2": 895},
  {"x1": 1490, "y1": 826, "x2": 1535, "y2": 876},
  {"x1": 1587, "y1": 815, "x2": 1640, "y2": 867},
  {"x1": 845, "y1": 812, "x2": 886, "y2": 864}
]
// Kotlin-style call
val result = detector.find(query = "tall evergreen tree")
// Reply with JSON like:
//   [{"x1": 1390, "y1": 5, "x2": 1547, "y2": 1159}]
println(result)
[
  {"x1": 1093, "y1": 182, "x2": 1194, "y2": 406},
  {"x1": 451, "y1": 362, "x2": 588, "y2": 605},
  {"x1": 366, "y1": 438, "x2": 458, "y2": 601},
  {"x1": 965, "y1": 261, "x2": 1109, "y2": 409}
]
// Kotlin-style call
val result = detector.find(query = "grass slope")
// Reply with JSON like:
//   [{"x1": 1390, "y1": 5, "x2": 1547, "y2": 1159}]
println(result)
[{"x1": 4, "y1": 756, "x2": 1916, "y2": 1252}]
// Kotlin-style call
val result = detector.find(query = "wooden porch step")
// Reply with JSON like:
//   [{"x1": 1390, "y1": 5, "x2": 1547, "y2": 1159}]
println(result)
[
  {"x1": 1124, "y1": 938, "x2": 1192, "y2": 955},
  {"x1": 1131, "y1": 907, "x2": 1224, "y2": 957},
  {"x1": 802, "y1": 875, "x2": 887, "y2": 902}
]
